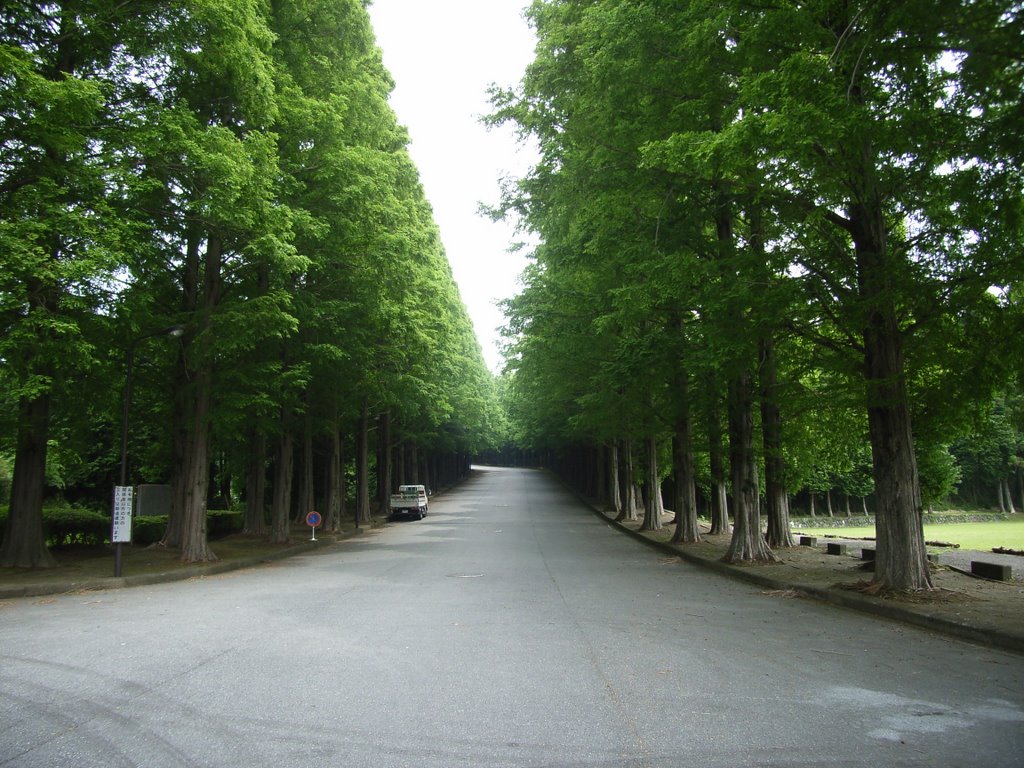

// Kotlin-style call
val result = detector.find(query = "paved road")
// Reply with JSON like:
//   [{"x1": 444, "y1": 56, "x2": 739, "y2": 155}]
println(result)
[{"x1": 2, "y1": 467, "x2": 1023, "y2": 768}]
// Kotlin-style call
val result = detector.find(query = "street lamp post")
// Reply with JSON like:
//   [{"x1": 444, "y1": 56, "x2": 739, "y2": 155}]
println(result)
[{"x1": 114, "y1": 324, "x2": 184, "y2": 577}]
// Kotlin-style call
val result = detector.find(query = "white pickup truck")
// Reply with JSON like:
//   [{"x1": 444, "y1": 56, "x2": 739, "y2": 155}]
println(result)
[{"x1": 389, "y1": 484, "x2": 429, "y2": 520}]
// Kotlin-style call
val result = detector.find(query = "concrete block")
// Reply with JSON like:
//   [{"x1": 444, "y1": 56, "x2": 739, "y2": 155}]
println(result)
[
  {"x1": 799, "y1": 536, "x2": 817, "y2": 546},
  {"x1": 861, "y1": 548, "x2": 876, "y2": 560},
  {"x1": 971, "y1": 561, "x2": 1012, "y2": 581},
  {"x1": 826, "y1": 543, "x2": 848, "y2": 556}
]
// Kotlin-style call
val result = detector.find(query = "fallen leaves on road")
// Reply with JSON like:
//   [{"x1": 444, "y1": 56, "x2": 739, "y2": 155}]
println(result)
[{"x1": 760, "y1": 589, "x2": 801, "y2": 599}]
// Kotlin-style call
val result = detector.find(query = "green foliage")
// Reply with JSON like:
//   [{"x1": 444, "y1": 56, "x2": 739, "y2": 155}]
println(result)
[
  {"x1": 0, "y1": 506, "x2": 246, "y2": 549},
  {"x1": 491, "y1": 0, "x2": 1023, "y2": 531},
  {"x1": 0, "y1": 0, "x2": 502, "y2": 564},
  {"x1": 917, "y1": 444, "x2": 963, "y2": 509},
  {"x1": 0, "y1": 455, "x2": 10, "y2": 506},
  {"x1": 0, "y1": 504, "x2": 107, "y2": 548}
]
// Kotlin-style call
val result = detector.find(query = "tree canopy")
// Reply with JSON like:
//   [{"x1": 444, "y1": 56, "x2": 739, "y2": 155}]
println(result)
[
  {"x1": 490, "y1": 0, "x2": 1023, "y2": 590},
  {"x1": 0, "y1": 0, "x2": 503, "y2": 567}
]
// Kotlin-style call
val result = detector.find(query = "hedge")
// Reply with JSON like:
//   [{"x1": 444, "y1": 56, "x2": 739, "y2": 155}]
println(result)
[{"x1": 0, "y1": 506, "x2": 244, "y2": 548}]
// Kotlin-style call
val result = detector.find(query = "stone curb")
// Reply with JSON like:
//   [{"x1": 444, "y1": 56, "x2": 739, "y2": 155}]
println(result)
[
  {"x1": 0, "y1": 523, "x2": 378, "y2": 601},
  {"x1": 589, "y1": 506, "x2": 1024, "y2": 657}
]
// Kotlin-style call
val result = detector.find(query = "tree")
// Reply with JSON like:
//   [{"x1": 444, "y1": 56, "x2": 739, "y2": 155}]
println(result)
[
  {"x1": 734, "y1": 1, "x2": 1023, "y2": 588},
  {"x1": 0, "y1": 0, "x2": 501, "y2": 568},
  {"x1": 0, "y1": 2, "x2": 162, "y2": 567},
  {"x1": 130, "y1": 0, "x2": 296, "y2": 562},
  {"x1": 492, "y1": 0, "x2": 1023, "y2": 591}
]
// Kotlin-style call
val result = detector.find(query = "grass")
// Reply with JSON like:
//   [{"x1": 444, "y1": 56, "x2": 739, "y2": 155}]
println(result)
[{"x1": 793, "y1": 515, "x2": 1024, "y2": 551}]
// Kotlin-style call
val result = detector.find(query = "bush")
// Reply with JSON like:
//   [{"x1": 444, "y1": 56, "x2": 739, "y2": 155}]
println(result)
[
  {"x1": 46, "y1": 506, "x2": 111, "y2": 546},
  {"x1": 0, "y1": 504, "x2": 111, "y2": 547},
  {"x1": 0, "y1": 505, "x2": 244, "y2": 548},
  {"x1": 133, "y1": 516, "x2": 166, "y2": 546},
  {"x1": 0, "y1": 505, "x2": 111, "y2": 548}
]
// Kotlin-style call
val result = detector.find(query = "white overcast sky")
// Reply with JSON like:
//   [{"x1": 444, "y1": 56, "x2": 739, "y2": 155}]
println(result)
[{"x1": 366, "y1": 0, "x2": 538, "y2": 373}]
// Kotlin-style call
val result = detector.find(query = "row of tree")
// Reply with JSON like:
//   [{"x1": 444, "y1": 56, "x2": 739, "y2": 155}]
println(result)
[
  {"x1": 489, "y1": 0, "x2": 1023, "y2": 590},
  {"x1": 0, "y1": 1, "x2": 504, "y2": 568}
]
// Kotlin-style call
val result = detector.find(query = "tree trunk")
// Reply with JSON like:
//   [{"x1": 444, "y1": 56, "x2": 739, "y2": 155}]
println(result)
[
  {"x1": 1011, "y1": 468, "x2": 1019, "y2": 518},
  {"x1": 419, "y1": 449, "x2": 430, "y2": 494},
  {"x1": 0, "y1": 11, "x2": 81, "y2": 570},
  {"x1": 325, "y1": 427, "x2": 344, "y2": 532},
  {"x1": 269, "y1": 423, "x2": 294, "y2": 544},
  {"x1": 163, "y1": 377, "x2": 187, "y2": 549},
  {"x1": 164, "y1": 230, "x2": 217, "y2": 562},
  {"x1": 177, "y1": 231, "x2": 224, "y2": 565},
  {"x1": 671, "y1": 406, "x2": 702, "y2": 544},
  {"x1": 859, "y1": 260, "x2": 931, "y2": 589},
  {"x1": 724, "y1": 371, "x2": 776, "y2": 563},
  {"x1": 707, "y1": 405, "x2": 730, "y2": 535},
  {"x1": 215, "y1": 452, "x2": 231, "y2": 510},
  {"x1": 809, "y1": 491, "x2": 816, "y2": 518},
  {"x1": 760, "y1": 336, "x2": 794, "y2": 548},
  {"x1": 863, "y1": 326, "x2": 931, "y2": 589},
  {"x1": 670, "y1": 367, "x2": 701, "y2": 544},
  {"x1": 617, "y1": 439, "x2": 638, "y2": 522},
  {"x1": 843, "y1": 118, "x2": 931, "y2": 589},
  {"x1": 594, "y1": 444, "x2": 607, "y2": 508},
  {"x1": 640, "y1": 437, "x2": 663, "y2": 531},
  {"x1": 395, "y1": 440, "x2": 406, "y2": 487},
  {"x1": 409, "y1": 442, "x2": 419, "y2": 485},
  {"x1": 355, "y1": 399, "x2": 371, "y2": 525},
  {"x1": 826, "y1": 490, "x2": 834, "y2": 517},
  {"x1": 163, "y1": 229, "x2": 202, "y2": 550},
  {"x1": 608, "y1": 441, "x2": 622, "y2": 514},
  {"x1": 295, "y1": 414, "x2": 314, "y2": 523},
  {"x1": 377, "y1": 411, "x2": 392, "y2": 509},
  {"x1": 180, "y1": 360, "x2": 216, "y2": 563},
  {"x1": 243, "y1": 428, "x2": 268, "y2": 535},
  {"x1": 0, "y1": 393, "x2": 57, "y2": 568}
]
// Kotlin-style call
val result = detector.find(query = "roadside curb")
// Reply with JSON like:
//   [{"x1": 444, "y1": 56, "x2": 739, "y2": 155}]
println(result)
[
  {"x1": 588, "y1": 505, "x2": 1024, "y2": 657},
  {"x1": 0, "y1": 522, "x2": 379, "y2": 600}
]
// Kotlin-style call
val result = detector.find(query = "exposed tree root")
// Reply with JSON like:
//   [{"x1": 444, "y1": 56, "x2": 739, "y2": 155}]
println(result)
[{"x1": 832, "y1": 580, "x2": 971, "y2": 603}]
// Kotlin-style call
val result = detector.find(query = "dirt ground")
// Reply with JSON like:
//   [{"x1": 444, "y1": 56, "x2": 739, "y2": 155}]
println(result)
[{"x1": 608, "y1": 511, "x2": 1024, "y2": 654}]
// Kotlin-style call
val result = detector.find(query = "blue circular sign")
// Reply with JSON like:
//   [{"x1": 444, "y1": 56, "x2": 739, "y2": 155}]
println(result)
[{"x1": 305, "y1": 511, "x2": 322, "y2": 528}]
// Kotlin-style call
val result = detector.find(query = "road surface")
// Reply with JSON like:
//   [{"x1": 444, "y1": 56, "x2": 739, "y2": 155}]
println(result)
[{"x1": 2, "y1": 467, "x2": 1023, "y2": 767}]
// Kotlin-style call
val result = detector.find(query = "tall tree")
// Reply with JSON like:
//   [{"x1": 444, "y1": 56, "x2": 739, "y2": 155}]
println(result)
[
  {"x1": 732, "y1": 0, "x2": 1023, "y2": 589},
  {"x1": 0, "y1": 2, "x2": 161, "y2": 566}
]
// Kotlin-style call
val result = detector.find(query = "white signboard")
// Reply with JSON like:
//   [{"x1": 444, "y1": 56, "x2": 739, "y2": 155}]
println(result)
[{"x1": 112, "y1": 486, "x2": 134, "y2": 543}]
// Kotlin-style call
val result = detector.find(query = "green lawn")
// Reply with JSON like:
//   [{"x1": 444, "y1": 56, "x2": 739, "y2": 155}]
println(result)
[{"x1": 794, "y1": 516, "x2": 1024, "y2": 551}]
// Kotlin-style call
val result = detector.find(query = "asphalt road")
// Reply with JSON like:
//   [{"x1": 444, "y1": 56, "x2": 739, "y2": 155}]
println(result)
[{"x1": 2, "y1": 466, "x2": 1023, "y2": 768}]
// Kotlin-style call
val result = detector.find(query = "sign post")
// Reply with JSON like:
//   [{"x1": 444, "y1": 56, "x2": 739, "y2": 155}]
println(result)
[
  {"x1": 305, "y1": 510, "x2": 322, "y2": 541},
  {"x1": 112, "y1": 485, "x2": 134, "y2": 577}
]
